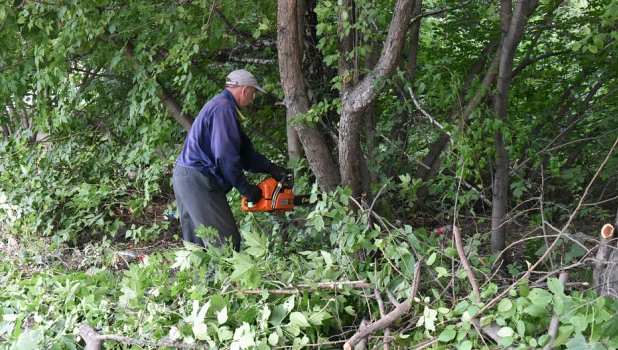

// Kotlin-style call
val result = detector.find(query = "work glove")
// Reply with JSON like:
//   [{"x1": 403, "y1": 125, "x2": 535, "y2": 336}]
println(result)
[
  {"x1": 246, "y1": 184, "x2": 263, "y2": 204},
  {"x1": 269, "y1": 164, "x2": 292, "y2": 182}
]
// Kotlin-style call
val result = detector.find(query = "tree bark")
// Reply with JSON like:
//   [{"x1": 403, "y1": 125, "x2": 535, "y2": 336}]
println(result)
[
  {"x1": 277, "y1": 0, "x2": 340, "y2": 191},
  {"x1": 339, "y1": 0, "x2": 415, "y2": 198}
]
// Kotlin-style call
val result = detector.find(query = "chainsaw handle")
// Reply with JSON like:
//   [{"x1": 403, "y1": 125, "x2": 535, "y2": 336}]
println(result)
[{"x1": 281, "y1": 169, "x2": 294, "y2": 189}]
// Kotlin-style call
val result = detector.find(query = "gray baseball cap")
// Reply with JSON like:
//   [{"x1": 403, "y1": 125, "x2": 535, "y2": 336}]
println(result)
[{"x1": 226, "y1": 69, "x2": 266, "y2": 93}]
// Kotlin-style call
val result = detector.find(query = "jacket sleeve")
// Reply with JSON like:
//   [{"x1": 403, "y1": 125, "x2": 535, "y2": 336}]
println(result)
[
  {"x1": 239, "y1": 130, "x2": 274, "y2": 174},
  {"x1": 210, "y1": 105, "x2": 254, "y2": 196}
]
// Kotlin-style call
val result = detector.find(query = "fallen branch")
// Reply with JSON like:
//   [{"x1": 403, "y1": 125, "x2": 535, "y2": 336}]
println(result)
[
  {"x1": 232, "y1": 280, "x2": 372, "y2": 295},
  {"x1": 453, "y1": 225, "x2": 481, "y2": 301},
  {"x1": 343, "y1": 260, "x2": 423, "y2": 350},
  {"x1": 79, "y1": 324, "x2": 199, "y2": 350}
]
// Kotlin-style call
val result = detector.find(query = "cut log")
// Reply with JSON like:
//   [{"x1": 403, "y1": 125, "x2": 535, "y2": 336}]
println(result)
[{"x1": 593, "y1": 224, "x2": 618, "y2": 299}]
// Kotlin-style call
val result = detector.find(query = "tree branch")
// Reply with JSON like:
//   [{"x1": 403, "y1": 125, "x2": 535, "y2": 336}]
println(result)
[
  {"x1": 79, "y1": 324, "x2": 200, "y2": 350},
  {"x1": 343, "y1": 260, "x2": 422, "y2": 350}
]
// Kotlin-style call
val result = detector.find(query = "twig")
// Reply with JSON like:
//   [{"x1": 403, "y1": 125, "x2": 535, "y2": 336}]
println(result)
[
  {"x1": 343, "y1": 260, "x2": 423, "y2": 350},
  {"x1": 374, "y1": 288, "x2": 391, "y2": 350},
  {"x1": 386, "y1": 289, "x2": 400, "y2": 307},
  {"x1": 231, "y1": 280, "x2": 372, "y2": 295},
  {"x1": 408, "y1": 87, "x2": 451, "y2": 136},
  {"x1": 544, "y1": 272, "x2": 569, "y2": 350},
  {"x1": 531, "y1": 258, "x2": 594, "y2": 287},
  {"x1": 413, "y1": 338, "x2": 440, "y2": 349}
]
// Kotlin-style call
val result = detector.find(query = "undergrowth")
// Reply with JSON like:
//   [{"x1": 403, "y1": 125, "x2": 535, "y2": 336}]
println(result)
[
  {"x1": 2, "y1": 180, "x2": 618, "y2": 349},
  {"x1": 1, "y1": 127, "x2": 617, "y2": 349}
]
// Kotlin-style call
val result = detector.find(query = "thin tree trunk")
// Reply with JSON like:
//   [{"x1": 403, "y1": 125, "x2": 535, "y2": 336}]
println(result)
[
  {"x1": 339, "y1": 0, "x2": 415, "y2": 198},
  {"x1": 491, "y1": 0, "x2": 539, "y2": 254},
  {"x1": 281, "y1": 0, "x2": 307, "y2": 161},
  {"x1": 277, "y1": 0, "x2": 340, "y2": 191}
]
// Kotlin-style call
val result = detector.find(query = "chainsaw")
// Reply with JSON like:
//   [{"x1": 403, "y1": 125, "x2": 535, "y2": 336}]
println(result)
[{"x1": 241, "y1": 173, "x2": 313, "y2": 213}]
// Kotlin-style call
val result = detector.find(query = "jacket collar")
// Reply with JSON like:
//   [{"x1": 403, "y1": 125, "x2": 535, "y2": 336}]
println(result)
[
  {"x1": 221, "y1": 89, "x2": 245, "y2": 121},
  {"x1": 221, "y1": 89, "x2": 239, "y2": 108}
]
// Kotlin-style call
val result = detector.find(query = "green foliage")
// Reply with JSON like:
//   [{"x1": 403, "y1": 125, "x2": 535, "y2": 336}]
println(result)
[{"x1": 1, "y1": 0, "x2": 617, "y2": 348}]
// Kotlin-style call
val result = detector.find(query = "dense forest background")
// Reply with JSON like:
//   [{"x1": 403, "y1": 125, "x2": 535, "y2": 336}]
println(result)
[{"x1": 1, "y1": 0, "x2": 617, "y2": 349}]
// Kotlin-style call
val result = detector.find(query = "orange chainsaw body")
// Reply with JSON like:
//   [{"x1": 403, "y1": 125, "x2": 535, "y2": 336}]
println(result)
[{"x1": 241, "y1": 177, "x2": 296, "y2": 212}]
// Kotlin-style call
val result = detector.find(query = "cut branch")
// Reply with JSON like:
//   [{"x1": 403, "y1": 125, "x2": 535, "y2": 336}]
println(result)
[
  {"x1": 593, "y1": 223, "x2": 618, "y2": 298},
  {"x1": 454, "y1": 225, "x2": 481, "y2": 301},
  {"x1": 79, "y1": 324, "x2": 199, "y2": 350},
  {"x1": 343, "y1": 260, "x2": 422, "y2": 350}
]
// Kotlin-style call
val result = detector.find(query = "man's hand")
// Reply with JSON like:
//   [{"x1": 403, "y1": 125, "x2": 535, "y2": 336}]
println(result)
[
  {"x1": 247, "y1": 185, "x2": 263, "y2": 204},
  {"x1": 269, "y1": 164, "x2": 292, "y2": 182}
]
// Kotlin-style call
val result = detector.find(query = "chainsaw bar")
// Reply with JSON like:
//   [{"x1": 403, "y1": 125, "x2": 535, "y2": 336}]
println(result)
[{"x1": 293, "y1": 194, "x2": 314, "y2": 206}]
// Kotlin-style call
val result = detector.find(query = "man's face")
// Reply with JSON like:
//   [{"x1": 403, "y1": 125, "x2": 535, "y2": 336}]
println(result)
[{"x1": 239, "y1": 86, "x2": 256, "y2": 108}]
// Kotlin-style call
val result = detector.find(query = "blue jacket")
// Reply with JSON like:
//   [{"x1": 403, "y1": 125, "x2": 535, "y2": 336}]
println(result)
[{"x1": 176, "y1": 89, "x2": 274, "y2": 195}]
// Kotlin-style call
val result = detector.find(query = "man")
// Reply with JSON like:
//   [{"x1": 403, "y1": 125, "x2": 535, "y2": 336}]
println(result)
[{"x1": 173, "y1": 69, "x2": 288, "y2": 251}]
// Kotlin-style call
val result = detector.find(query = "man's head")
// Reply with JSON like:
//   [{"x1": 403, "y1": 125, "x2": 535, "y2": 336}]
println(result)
[{"x1": 225, "y1": 69, "x2": 265, "y2": 109}]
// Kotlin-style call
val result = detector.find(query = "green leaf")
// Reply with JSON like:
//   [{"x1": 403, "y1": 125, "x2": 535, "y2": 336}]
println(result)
[
  {"x1": 269, "y1": 305, "x2": 287, "y2": 327},
  {"x1": 459, "y1": 340, "x2": 473, "y2": 350},
  {"x1": 517, "y1": 320, "x2": 526, "y2": 336},
  {"x1": 268, "y1": 332, "x2": 279, "y2": 346},
  {"x1": 435, "y1": 266, "x2": 449, "y2": 278},
  {"x1": 444, "y1": 247, "x2": 458, "y2": 257},
  {"x1": 439, "y1": 328, "x2": 456, "y2": 342},
  {"x1": 217, "y1": 307, "x2": 228, "y2": 325},
  {"x1": 523, "y1": 303, "x2": 548, "y2": 317},
  {"x1": 282, "y1": 295, "x2": 295, "y2": 312},
  {"x1": 498, "y1": 298, "x2": 513, "y2": 313},
  {"x1": 14, "y1": 329, "x2": 43, "y2": 349},
  {"x1": 289, "y1": 312, "x2": 310, "y2": 328},
  {"x1": 227, "y1": 252, "x2": 260, "y2": 287},
  {"x1": 308, "y1": 309, "x2": 332, "y2": 325},
  {"x1": 528, "y1": 288, "x2": 553, "y2": 307},
  {"x1": 242, "y1": 230, "x2": 268, "y2": 258},
  {"x1": 422, "y1": 306, "x2": 438, "y2": 332},
  {"x1": 547, "y1": 277, "x2": 564, "y2": 296},
  {"x1": 427, "y1": 252, "x2": 437, "y2": 266},
  {"x1": 232, "y1": 323, "x2": 255, "y2": 349}
]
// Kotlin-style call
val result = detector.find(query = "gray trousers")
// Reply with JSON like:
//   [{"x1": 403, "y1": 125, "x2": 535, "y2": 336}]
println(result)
[{"x1": 172, "y1": 166, "x2": 241, "y2": 251}]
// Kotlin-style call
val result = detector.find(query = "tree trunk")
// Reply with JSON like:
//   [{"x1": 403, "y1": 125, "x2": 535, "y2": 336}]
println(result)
[
  {"x1": 491, "y1": 132, "x2": 509, "y2": 253},
  {"x1": 491, "y1": 0, "x2": 539, "y2": 254},
  {"x1": 280, "y1": 0, "x2": 307, "y2": 161},
  {"x1": 339, "y1": 0, "x2": 415, "y2": 198},
  {"x1": 277, "y1": 0, "x2": 340, "y2": 191}
]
